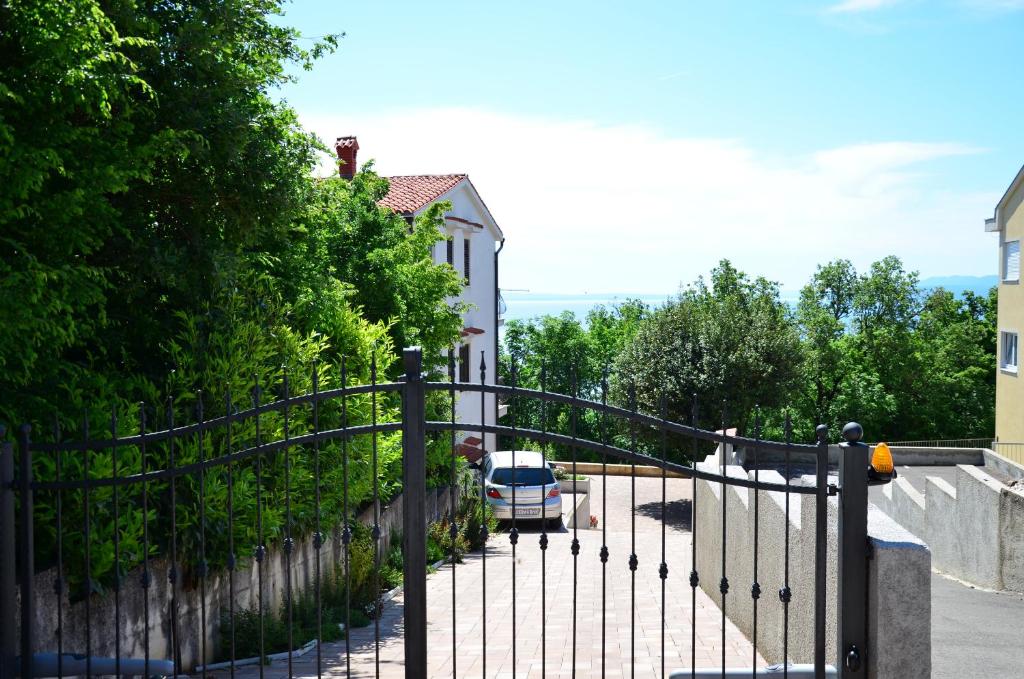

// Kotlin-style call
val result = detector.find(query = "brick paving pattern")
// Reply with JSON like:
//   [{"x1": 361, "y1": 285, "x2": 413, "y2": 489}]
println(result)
[{"x1": 206, "y1": 475, "x2": 760, "y2": 678}]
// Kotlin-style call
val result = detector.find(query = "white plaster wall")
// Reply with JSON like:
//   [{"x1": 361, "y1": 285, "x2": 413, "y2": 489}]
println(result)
[{"x1": 423, "y1": 181, "x2": 500, "y2": 454}]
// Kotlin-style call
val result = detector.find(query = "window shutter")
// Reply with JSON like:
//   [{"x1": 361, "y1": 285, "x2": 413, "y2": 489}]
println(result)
[
  {"x1": 1005, "y1": 241, "x2": 1020, "y2": 281},
  {"x1": 463, "y1": 237, "x2": 471, "y2": 286},
  {"x1": 447, "y1": 238, "x2": 454, "y2": 266}
]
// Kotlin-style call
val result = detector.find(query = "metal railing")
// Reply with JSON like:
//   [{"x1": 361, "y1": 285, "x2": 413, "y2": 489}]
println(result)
[
  {"x1": 991, "y1": 442, "x2": 1024, "y2": 466},
  {"x1": 0, "y1": 346, "x2": 883, "y2": 679},
  {"x1": 880, "y1": 438, "x2": 993, "y2": 449}
]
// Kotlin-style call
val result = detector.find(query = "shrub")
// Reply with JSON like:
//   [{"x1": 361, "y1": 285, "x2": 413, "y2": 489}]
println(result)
[{"x1": 458, "y1": 495, "x2": 498, "y2": 552}]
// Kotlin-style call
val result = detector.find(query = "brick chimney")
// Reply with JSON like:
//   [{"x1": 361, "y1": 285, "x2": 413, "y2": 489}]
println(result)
[{"x1": 336, "y1": 136, "x2": 359, "y2": 179}]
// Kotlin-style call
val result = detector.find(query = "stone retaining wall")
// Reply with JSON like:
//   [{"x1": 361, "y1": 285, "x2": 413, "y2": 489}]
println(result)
[{"x1": 18, "y1": 486, "x2": 457, "y2": 670}]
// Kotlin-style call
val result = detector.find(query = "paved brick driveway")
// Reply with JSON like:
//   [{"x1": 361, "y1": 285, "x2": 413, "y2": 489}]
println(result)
[{"x1": 209, "y1": 475, "x2": 759, "y2": 678}]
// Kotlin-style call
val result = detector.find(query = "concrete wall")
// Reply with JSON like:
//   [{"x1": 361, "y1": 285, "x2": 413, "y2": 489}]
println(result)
[
  {"x1": 18, "y1": 486, "x2": 456, "y2": 670},
  {"x1": 886, "y1": 446, "x2": 985, "y2": 466},
  {"x1": 735, "y1": 445, "x2": 989, "y2": 468},
  {"x1": 875, "y1": 462, "x2": 1024, "y2": 592},
  {"x1": 865, "y1": 509, "x2": 933, "y2": 679},
  {"x1": 694, "y1": 457, "x2": 931, "y2": 679},
  {"x1": 999, "y1": 483, "x2": 1024, "y2": 592},
  {"x1": 982, "y1": 447, "x2": 1024, "y2": 482}
]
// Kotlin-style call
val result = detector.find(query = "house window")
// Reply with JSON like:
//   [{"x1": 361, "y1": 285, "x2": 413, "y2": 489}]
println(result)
[
  {"x1": 463, "y1": 237, "x2": 471, "y2": 286},
  {"x1": 459, "y1": 343, "x2": 471, "y2": 382},
  {"x1": 1002, "y1": 331, "x2": 1018, "y2": 372},
  {"x1": 1004, "y1": 240, "x2": 1020, "y2": 282},
  {"x1": 446, "y1": 237, "x2": 454, "y2": 266}
]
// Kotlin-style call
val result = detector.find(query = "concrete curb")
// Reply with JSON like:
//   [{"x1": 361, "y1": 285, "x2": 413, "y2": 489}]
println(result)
[{"x1": 551, "y1": 461, "x2": 690, "y2": 478}]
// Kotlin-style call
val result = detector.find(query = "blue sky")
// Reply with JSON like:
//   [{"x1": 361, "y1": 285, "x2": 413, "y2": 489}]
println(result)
[{"x1": 276, "y1": 1, "x2": 1024, "y2": 294}]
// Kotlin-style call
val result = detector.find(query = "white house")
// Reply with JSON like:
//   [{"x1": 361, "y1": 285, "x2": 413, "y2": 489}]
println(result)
[{"x1": 336, "y1": 136, "x2": 505, "y2": 460}]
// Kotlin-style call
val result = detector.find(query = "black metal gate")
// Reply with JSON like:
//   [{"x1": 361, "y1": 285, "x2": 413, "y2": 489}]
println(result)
[{"x1": 0, "y1": 346, "x2": 880, "y2": 679}]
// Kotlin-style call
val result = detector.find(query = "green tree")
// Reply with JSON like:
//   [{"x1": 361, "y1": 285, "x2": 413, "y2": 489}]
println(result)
[
  {"x1": 1, "y1": 0, "x2": 466, "y2": 595},
  {"x1": 1, "y1": 0, "x2": 341, "y2": 420},
  {"x1": 792, "y1": 257, "x2": 995, "y2": 442},
  {"x1": 586, "y1": 299, "x2": 651, "y2": 370},
  {"x1": 615, "y1": 261, "x2": 801, "y2": 437},
  {"x1": 792, "y1": 260, "x2": 895, "y2": 440},
  {"x1": 906, "y1": 286, "x2": 996, "y2": 439},
  {"x1": 499, "y1": 300, "x2": 650, "y2": 458},
  {"x1": 283, "y1": 171, "x2": 465, "y2": 370},
  {"x1": 0, "y1": 0, "x2": 158, "y2": 403}
]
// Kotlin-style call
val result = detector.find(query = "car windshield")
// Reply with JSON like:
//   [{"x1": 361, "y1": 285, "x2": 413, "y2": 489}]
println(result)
[{"x1": 490, "y1": 467, "x2": 555, "y2": 487}]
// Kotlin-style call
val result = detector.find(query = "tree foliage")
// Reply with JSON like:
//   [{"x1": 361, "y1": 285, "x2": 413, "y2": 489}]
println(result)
[
  {"x1": 500, "y1": 300, "x2": 651, "y2": 458},
  {"x1": 503, "y1": 258, "x2": 997, "y2": 454},
  {"x1": 2, "y1": 0, "x2": 465, "y2": 594},
  {"x1": 615, "y1": 261, "x2": 801, "y2": 435},
  {"x1": 1, "y1": 0, "x2": 461, "y2": 422},
  {"x1": 792, "y1": 257, "x2": 995, "y2": 441}
]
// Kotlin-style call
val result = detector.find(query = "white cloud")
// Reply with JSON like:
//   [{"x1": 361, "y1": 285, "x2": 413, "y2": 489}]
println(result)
[
  {"x1": 301, "y1": 107, "x2": 995, "y2": 294},
  {"x1": 826, "y1": 0, "x2": 902, "y2": 13}
]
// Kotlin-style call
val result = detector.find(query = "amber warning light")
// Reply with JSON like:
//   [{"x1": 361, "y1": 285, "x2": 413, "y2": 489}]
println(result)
[{"x1": 869, "y1": 442, "x2": 896, "y2": 483}]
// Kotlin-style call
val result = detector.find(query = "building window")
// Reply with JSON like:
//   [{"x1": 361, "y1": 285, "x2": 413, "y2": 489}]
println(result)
[
  {"x1": 1002, "y1": 331, "x2": 1018, "y2": 372},
  {"x1": 463, "y1": 237, "x2": 471, "y2": 286},
  {"x1": 459, "y1": 343, "x2": 470, "y2": 382},
  {"x1": 1004, "y1": 240, "x2": 1020, "y2": 282},
  {"x1": 446, "y1": 237, "x2": 454, "y2": 266}
]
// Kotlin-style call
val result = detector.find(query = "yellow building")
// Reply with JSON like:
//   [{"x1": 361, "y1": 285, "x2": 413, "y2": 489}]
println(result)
[{"x1": 987, "y1": 164, "x2": 1024, "y2": 448}]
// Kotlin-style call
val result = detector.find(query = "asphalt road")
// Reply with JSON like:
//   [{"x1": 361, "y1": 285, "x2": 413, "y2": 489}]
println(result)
[{"x1": 931, "y1": 572, "x2": 1024, "y2": 678}]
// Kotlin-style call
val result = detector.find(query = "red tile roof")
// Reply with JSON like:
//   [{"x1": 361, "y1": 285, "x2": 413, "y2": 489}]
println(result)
[{"x1": 379, "y1": 174, "x2": 466, "y2": 213}]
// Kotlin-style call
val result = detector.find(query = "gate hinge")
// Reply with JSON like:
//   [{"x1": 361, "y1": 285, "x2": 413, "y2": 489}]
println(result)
[{"x1": 828, "y1": 483, "x2": 839, "y2": 496}]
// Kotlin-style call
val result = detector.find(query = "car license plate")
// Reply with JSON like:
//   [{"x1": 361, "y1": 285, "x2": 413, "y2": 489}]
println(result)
[{"x1": 515, "y1": 507, "x2": 540, "y2": 517}]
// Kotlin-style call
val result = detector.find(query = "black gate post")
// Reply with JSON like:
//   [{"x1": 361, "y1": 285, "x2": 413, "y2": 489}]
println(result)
[
  {"x1": 813, "y1": 425, "x2": 829, "y2": 679},
  {"x1": 16, "y1": 425, "x2": 33, "y2": 679},
  {"x1": 837, "y1": 422, "x2": 869, "y2": 677},
  {"x1": 0, "y1": 430, "x2": 16, "y2": 679},
  {"x1": 402, "y1": 347, "x2": 428, "y2": 679}
]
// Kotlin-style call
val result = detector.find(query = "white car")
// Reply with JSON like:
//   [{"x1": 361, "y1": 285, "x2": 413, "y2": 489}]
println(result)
[{"x1": 481, "y1": 450, "x2": 563, "y2": 529}]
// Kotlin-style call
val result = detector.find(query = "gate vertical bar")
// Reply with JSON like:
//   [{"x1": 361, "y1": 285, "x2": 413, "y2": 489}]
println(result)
[
  {"x1": 402, "y1": 347, "x2": 428, "y2": 679},
  {"x1": 837, "y1": 424, "x2": 869, "y2": 678},
  {"x1": 0, "y1": 431, "x2": 15, "y2": 679},
  {"x1": 16, "y1": 425, "x2": 33, "y2": 679},
  {"x1": 814, "y1": 425, "x2": 829, "y2": 679}
]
